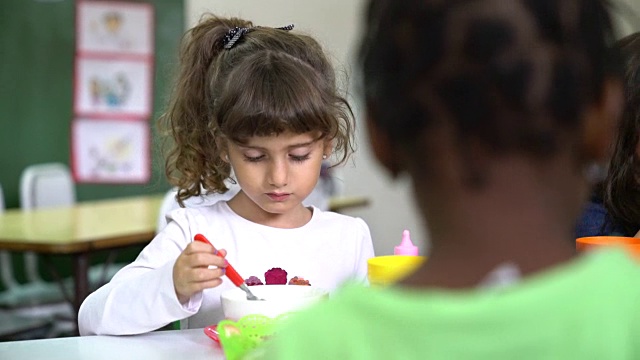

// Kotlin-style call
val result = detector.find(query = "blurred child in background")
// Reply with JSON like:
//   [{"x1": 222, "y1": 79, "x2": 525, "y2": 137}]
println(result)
[
  {"x1": 576, "y1": 32, "x2": 640, "y2": 238},
  {"x1": 256, "y1": 0, "x2": 640, "y2": 358}
]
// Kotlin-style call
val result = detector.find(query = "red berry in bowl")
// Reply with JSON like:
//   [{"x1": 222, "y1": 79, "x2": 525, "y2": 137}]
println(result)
[{"x1": 264, "y1": 267, "x2": 288, "y2": 285}]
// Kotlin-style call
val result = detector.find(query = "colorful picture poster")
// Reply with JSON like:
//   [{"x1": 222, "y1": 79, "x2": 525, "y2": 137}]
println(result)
[
  {"x1": 76, "y1": 1, "x2": 154, "y2": 56},
  {"x1": 72, "y1": 1, "x2": 155, "y2": 184},
  {"x1": 72, "y1": 118, "x2": 150, "y2": 183},
  {"x1": 74, "y1": 56, "x2": 152, "y2": 119}
]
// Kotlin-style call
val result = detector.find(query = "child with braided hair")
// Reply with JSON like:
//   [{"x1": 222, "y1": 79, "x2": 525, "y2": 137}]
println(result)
[
  {"x1": 78, "y1": 14, "x2": 374, "y2": 336},
  {"x1": 257, "y1": 1, "x2": 640, "y2": 359}
]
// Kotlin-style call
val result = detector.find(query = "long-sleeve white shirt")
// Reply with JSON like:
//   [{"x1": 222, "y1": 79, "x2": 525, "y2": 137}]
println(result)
[{"x1": 78, "y1": 201, "x2": 374, "y2": 335}]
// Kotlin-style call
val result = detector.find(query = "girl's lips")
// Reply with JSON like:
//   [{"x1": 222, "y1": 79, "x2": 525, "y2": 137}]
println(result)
[{"x1": 266, "y1": 193, "x2": 290, "y2": 202}]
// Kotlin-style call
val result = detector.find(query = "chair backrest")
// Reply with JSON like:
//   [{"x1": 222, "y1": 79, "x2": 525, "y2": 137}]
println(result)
[
  {"x1": 0, "y1": 183, "x2": 18, "y2": 289},
  {"x1": 0, "y1": 183, "x2": 4, "y2": 214},
  {"x1": 20, "y1": 163, "x2": 75, "y2": 210},
  {"x1": 19, "y1": 163, "x2": 76, "y2": 283}
]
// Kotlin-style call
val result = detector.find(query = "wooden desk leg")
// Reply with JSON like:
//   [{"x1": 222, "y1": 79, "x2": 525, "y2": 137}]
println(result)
[{"x1": 73, "y1": 252, "x2": 90, "y2": 327}]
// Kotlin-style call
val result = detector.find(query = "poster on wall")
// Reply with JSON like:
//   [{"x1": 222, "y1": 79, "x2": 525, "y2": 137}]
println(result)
[
  {"x1": 74, "y1": 56, "x2": 153, "y2": 119},
  {"x1": 72, "y1": 118, "x2": 150, "y2": 183},
  {"x1": 76, "y1": 1, "x2": 154, "y2": 56}
]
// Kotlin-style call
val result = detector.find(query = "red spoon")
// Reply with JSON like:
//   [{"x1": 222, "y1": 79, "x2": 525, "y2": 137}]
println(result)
[{"x1": 194, "y1": 233, "x2": 263, "y2": 301}]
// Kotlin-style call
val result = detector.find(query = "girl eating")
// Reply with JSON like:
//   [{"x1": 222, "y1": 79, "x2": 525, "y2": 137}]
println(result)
[{"x1": 78, "y1": 14, "x2": 374, "y2": 336}]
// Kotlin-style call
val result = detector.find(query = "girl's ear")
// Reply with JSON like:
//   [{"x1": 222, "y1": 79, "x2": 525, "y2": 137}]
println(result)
[
  {"x1": 322, "y1": 139, "x2": 333, "y2": 158},
  {"x1": 581, "y1": 78, "x2": 624, "y2": 162},
  {"x1": 366, "y1": 113, "x2": 401, "y2": 177},
  {"x1": 216, "y1": 136, "x2": 230, "y2": 163}
]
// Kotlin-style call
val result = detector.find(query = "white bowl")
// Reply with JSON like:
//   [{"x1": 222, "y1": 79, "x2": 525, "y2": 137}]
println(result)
[{"x1": 220, "y1": 285, "x2": 328, "y2": 321}]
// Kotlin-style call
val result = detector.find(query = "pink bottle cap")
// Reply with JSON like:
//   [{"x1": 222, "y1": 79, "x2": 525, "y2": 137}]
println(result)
[{"x1": 394, "y1": 230, "x2": 418, "y2": 256}]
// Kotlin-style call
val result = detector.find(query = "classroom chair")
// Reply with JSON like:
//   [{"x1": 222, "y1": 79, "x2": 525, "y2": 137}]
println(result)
[
  {"x1": 18, "y1": 163, "x2": 122, "y2": 291},
  {"x1": 3, "y1": 163, "x2": 121, "y2": 336},
  {"x1": 0, "y1": 183, "x2": 56, "y2": 340},
  {"x1": 19, "y1": 162, "x2": 76, "y2": 284},
  {"x1": 0, "y1": 170, "x2": 71, "y2": 308},
  {"x1": 0, "y1": 164, "x2": 78, "y2": 336}
]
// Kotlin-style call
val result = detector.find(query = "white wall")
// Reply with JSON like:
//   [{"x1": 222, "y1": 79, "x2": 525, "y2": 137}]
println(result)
[
  {"x1": 185, "y1": 0, "x2": 428, "y2": 256},
  {"x1": 614, "y1": 0, "x2": 640, "y2": 37}
]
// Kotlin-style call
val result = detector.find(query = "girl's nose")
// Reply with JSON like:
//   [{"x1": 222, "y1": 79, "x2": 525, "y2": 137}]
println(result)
[{"x1": 268, "y1": 159, "x2": 289, "y2": 188}]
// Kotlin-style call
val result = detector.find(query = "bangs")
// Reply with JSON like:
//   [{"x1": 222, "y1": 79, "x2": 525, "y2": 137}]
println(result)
[{"x1": 214, "y1": 51, "x2": 339, "y2": 143}]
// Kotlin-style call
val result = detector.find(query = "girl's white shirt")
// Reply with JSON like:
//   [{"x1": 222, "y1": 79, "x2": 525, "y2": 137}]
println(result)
[{"x1": 78, "y1": 201, "x2": 374, "y2": 335}]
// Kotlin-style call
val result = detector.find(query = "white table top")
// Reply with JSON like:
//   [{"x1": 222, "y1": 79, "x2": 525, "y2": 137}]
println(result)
[{"x1": 0, "y1": 328, "x2": 224, "y2": 360}]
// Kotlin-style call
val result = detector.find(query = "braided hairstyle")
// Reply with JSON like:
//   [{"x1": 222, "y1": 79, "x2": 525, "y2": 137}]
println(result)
[
  {"x1": 159, "y1": 14, "x2": 355, "y2": 206},
  {"x1": 359, "y1": 0, "x2": 618, "y2": 184}
]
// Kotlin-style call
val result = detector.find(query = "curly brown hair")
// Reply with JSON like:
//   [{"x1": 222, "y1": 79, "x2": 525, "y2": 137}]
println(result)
[{"x1": 158, "y1": 15, "x2": 355, "y2": 206}]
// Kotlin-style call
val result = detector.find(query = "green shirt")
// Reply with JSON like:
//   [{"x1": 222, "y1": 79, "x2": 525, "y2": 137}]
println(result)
[{"x1": 256, "y1": 249, "x2": 640, "y2": 359}]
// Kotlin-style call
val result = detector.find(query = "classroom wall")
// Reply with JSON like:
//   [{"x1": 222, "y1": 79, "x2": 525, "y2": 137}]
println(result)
[
  {"x1": 186, "y1": 0, "x2": 428, "y2": 256},
  {"x1": 0, "y1": 0, "x2": 184, "y2": 210},
  {"x1": 615, "y1": 0, "x2": 640, "y2": 37}
]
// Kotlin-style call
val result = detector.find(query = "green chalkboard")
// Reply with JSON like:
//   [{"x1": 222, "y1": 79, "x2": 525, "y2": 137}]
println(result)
[{"x1": 0, "y1": 0, "x2": 184, "y2": 209}]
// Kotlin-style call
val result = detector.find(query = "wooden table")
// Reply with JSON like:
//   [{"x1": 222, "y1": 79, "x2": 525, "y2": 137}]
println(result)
[
  {"x1": 0, "y1": 328, "x2": 224, "y2": 360},
  {"x1": 0, "y1": 194, "x2": 164, "y2": 317},
  {"x1": 328, "y1": 195, "x2": 370, "y2": 213}
]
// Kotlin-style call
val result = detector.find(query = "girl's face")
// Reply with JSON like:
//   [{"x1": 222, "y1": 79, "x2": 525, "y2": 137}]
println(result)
[{"x1": 226, "y1": 131, "x2": 331, "y2": 224}]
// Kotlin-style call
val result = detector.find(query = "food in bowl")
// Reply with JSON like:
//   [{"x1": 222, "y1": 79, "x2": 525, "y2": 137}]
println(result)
[
  {"x1": 264, "y1": 267, "x2": 288, "y2": 284},
  {"x1": 245, "y1": 276, "x2": 264, "y2": 286},
  {"x1": 288, "y1": 276, "x2": 310, "y2": 285},
  {"x1": 245, "y1": 267, "x2": 311, "y2": 286},
  {"x1": 221, "y1": 284, "x2": 328, "y2": 321}
]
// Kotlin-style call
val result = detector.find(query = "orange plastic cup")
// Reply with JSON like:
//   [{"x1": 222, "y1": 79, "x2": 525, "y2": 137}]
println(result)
[{"x1": 576, "y1": 236, "x2": 640, "y2": 259}]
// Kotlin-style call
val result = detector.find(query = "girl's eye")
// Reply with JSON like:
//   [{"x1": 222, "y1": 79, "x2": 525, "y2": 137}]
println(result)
[
  {"x1": 244, "y1": 154, "x2": 265, "y2": 162},
  {"x1": 290, "y1": 153, "x2": 311, "y2": 162}
]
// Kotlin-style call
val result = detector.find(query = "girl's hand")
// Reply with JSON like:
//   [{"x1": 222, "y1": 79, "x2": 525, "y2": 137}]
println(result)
[{"x1": 173, "y1": 241, "x2": 227, "y2": 304}]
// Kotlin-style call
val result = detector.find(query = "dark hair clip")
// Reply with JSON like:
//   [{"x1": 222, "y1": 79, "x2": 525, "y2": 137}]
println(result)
[
  {"x1": 275, "y1": 24, "x2": 294, "y2": 31},
  {"x1": 222, "y1": 24, "x2": 295, "y2": 50}
]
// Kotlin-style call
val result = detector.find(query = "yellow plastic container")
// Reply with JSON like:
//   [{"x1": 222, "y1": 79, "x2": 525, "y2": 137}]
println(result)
[{"x1": 367, "y1": 255, "x2": 426, "y2": 286}]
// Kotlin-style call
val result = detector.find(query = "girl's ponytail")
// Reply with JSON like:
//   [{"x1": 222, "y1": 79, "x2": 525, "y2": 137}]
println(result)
[{"x1": 160, "y1": 15, "x2": 252, "y2": 206}]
